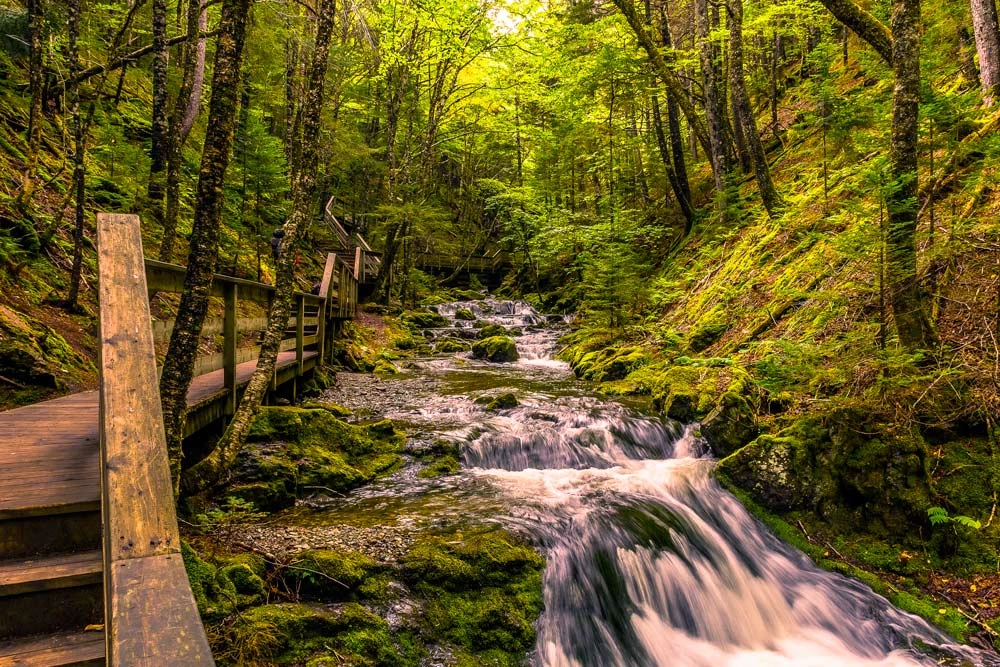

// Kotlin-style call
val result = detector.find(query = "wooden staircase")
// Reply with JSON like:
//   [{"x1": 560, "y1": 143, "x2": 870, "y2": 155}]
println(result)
[{"x1": 0, "y1": 403, "x2": 105, "y2": 666}]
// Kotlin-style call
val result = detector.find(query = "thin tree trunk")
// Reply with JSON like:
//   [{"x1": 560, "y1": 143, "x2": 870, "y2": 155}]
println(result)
[
  {"x1": 65, "y1": 0, "x2": 85, "y2": 310},
  {"x1": 610, "y1": 0, "x2": 713, "y2": 158},
  {"x1": 188, "y1": 0, "x2": 337, "y2": 493},
  {"x1": 161, "y1": 0, "x2": 206, "y2": 263},
  {"x1": 887, "y1": 0, "x2": 936, "y2": 348},
  {"x1": 23, "y1": 0, "x2": 44, "y2": 202},
  {"x1": 728, "y1": 0, "x2": 783, "y2": 218},
  {"x1": 971, "y1": 0, "x2": 1000, "y2": 104},
  {"x1": 148, "y1": 0, "x2": 169, "y2": 210},
  {"x1": 652, "y1": 95, "x2": 693, "y2": 227},
  {"x1": 695, "y1": 0, "x2": 732, "y2": 195},
  {"x1": 159, "y1": 0, "x2": 255, "y2": 491}
]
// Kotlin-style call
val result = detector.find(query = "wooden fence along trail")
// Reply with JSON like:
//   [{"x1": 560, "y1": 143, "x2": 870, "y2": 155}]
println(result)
[{"x1": 0, "y1": 212, "x2": 369, "y2": 666}]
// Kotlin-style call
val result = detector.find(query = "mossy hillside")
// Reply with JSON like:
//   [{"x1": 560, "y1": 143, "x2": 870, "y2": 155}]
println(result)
[
  {"x1": 0, "y1": 303, "x2": 95, "y2": 407},
  {"x1": 225, "y1": 406, "x2": 404, "y2": 511},
  {"x1": 471, "y1": 336, "x2": 518, "y2": 362}
]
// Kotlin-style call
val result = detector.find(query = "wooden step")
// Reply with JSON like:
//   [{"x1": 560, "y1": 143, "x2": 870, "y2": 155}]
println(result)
[
  {"x1": 0, "y1": 630, "x2": 105, "y2": 667},
  {"x1": 0, "y1": 551, "x2": 102, "y2": 598},
  {"x1": 0, "y1": 512, "x2": 100, "y2": 560}
]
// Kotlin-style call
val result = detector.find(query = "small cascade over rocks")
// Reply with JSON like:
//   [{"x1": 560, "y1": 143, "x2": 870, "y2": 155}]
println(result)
[{"x1": 320, "y1": 301, "x2": 1000, "y2": 667}]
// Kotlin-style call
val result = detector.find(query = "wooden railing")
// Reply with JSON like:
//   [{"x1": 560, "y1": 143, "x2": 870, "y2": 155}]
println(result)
[
  {"x1": 96, "y1": 213, "x2": 214, "y2": 665},
  {"x1": 323, "y1": 196, "x2": 381, "y2": 281},
  {"x1": 414, "y1": 249, "x2": 510, "y2": 273},
  {"x1": 94, "y1": 212, "x2": 360, "y2": 664}
]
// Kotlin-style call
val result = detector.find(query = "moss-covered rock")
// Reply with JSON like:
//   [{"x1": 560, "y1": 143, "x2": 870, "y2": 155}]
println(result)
[
  {"x1": 473, "y1": 391, "x2": 519, "y2": 411},
  {"x1": 299, "y1": 401, "x2": 352, "y2": 419},
  {"x1": 400, "y1": 530, "x2": 545, "y2": 661},
  {"x1": 717, "y1": 408, "x2": 933, "y2": 536},
  {"x1": 471, "y1": 336, "x2": 518, "y2": 363},
  {"x1": 476, "y1": 323, "x2": 508, "y2": 339},
  {"x1": 374, "y1": 358, "x2": 401, "y2": 375},
  {"x1": 228, "y1": 407, "x2": 404, "y2": 510},
  {"x1": 434, "y1": 338, "x2": 470, "y2": 354},
  {"x1": 687, "y1": 319, "x2": 728, "y2": 353},
  {"x1": 404, "y1": 310, "x2": 449, "y2": 329},
  {"x1": 220, "y1": 602, "x2": 412, "y2": 666},
  {"x1": 288, "y1": 549, "x2": 387, "y2": 600},
  {"x1": 701, "y1": 391, "x2": 758, "y2": 457},
  {"x1": 455, "y1": 307, "x2": 476, "y2": 321},
  {"x1": 417, "y1": 454, "x2": 461, "y2": 478},
  {"x1": 569, "y1": 346, "x2": 650, "y2": 382}
]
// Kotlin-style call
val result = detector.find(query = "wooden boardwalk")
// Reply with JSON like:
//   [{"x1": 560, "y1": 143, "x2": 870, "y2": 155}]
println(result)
[
  {"x1": 0, "y1": 351, "x2": 313, "y2": 521},
  {"x1": 0, "y1": 212, "x2": 362, "y2": 666}
]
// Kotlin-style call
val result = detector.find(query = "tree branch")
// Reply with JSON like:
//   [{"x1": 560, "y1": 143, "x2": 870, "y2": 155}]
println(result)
[
  {"x1": 816, "y1": 0, "x2": 892, "y2": 64},
  {"x1": 71, "y1": 29, "x2": 220, "y2": 85}
]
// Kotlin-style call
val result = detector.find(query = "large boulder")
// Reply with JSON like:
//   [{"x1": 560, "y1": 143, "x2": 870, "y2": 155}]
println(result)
[
  {"x1": 471, "y1": 336, "x2": 519, "y2": 363},
  {"x1": 701, "y1": 391, "x2": 758, "y2": 458}
]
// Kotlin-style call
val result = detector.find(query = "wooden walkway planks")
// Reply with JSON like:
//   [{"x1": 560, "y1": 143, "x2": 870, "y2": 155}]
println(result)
[{"x1": 0, "y1": 350, "x2": 315, "y2": 518}]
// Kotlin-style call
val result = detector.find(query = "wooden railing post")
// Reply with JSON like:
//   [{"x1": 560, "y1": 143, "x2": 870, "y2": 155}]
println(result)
[
  {"x1": 223, "y1": 283, "x2": 238, "y2": 415},
  {"x1": 296, "y1": 294, "x2": 305, "y2": 375},
  {"x1": 354, "y1": 246, "x2": 363, "y2": 281},
  {"x1": 96, "y1": 213, "x2": 213, "y2": 666}
]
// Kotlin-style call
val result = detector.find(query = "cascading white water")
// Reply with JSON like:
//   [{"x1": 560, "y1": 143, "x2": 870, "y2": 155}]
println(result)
[{"x1": 401, "y1": 302, "x2": 1000, "y2": 666}]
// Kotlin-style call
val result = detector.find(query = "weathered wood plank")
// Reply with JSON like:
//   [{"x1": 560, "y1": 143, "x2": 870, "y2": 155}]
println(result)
[
  {"x1": 97, "y1": 213, "x2": 213, "y2": 667},
  {"x1": 0, "y1": 550, "x2": 102, "y2": 596},
  {"x1": 97, "y1": 213, "x2": 180, "y2": 563},
  {"x1": 108, "y1": 554, "x2": 214, "y2": 666},
  {"x1": 0, "y1": 630, "x2": 105, "y2": 667}
]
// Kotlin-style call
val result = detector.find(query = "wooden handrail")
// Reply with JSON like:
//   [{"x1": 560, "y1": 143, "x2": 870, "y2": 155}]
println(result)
[{"x1": 96, "y1": 213, "x2": 214, "y2": 665}]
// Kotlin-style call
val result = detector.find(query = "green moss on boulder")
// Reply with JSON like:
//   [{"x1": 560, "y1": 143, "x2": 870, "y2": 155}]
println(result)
[
  {"x1": 228, "y1": 408, "x2": 404, "y2": 511},
  {"x1": 435, "y1": 338, "x2": 469, "y2": 354},
  {"x1": 471, "y1": 336, "x2": 518, "y2": 363},
  {"x1": 404, "y1": 310, "x2": 449, "y2": 329},
  {"x1": 400, "y1": 529, "x2": 544, "y2": 661},
  {"x1": 476, "y1": 323, "x2": 508, "y2": 339},
  {"x1": 455, "y1": 307, "x2": 476, "y2": 321}
]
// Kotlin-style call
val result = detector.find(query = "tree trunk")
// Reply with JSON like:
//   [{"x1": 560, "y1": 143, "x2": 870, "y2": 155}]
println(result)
[
  {"x1": 887, "y1": 0, "x2": 936, "y2": 349},
  {"x1": 694, "y1": 0, "x2": 732, "y2": 195},
  {"x1": 161, "y1": 0, "x2": 206, "y2": 263},
  {"x1": 65, "y1": 0, "x2": 86, "y2": 310},
  {"x1": 185, "y1": 0, "x2": 338, "y2": 493},
  {"x1": 159, "y1": 0, "x2": 255, "y2": 491},
  {"x1": 610, "y1": 0, "x2": 713, "y2": 159},
  {"x1": 728, "y1": 0, "x2": 783, "y2": 218},
  {"x1": 971, "y1": 0, "x2": 1000, "y2": 104},
  {"x1": 652, "y1": 95, "x2": 693, "y2": 228},
  {"x1": 148, "y1": 0, "x2": 169, "y2": 210},
  {"x1": 23, "y1": 0, "x2": 44, "y2": 201}
]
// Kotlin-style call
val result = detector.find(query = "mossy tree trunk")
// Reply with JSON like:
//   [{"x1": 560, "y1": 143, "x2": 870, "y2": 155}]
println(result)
[
  {"x1": 727, "y1": 0, "x2": 783, "y2": 219},
  {"x1": 148, "y1": 0, "x2": 169, "y2": 216},
  {"x1": 971, "y1": 0, "x2": 1000, "y2": 105},
  {"x1": 693, "y1": 0, "x2": 732, "y2": 197},
  {"x1": 159, "y1": 0, "x2": 254, "y2": 492},
  {"x1": 65, "y1": 0, "x2": 86, "y2": 310},
  {"x1": 817, "y1": 0, "x2": 935, "y2": 350},
  {"x1": 182, "y1": 0, "x2": 337, "y2": 494},
  {"x1": 887, "y1": 0, "x2": 936, "y2": 349},
  {"x1": 161, "y1": 0, "x2": 207, "y2": 263}
]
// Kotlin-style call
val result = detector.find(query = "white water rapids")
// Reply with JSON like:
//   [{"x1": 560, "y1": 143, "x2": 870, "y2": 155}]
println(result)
[{"x1": 387, "y1": 301, "x2": 1000, "y2": 666}]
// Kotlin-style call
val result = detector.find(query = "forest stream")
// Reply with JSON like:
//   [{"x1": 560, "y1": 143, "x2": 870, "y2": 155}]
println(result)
[{"x1": 262, "y1": 302, "x2": 1000, "y2": 667}]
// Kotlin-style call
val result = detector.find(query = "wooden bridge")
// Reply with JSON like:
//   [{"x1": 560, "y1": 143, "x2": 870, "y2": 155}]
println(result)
[{"x1": 0, "y1": 213, "x2": 362, "y2": 666}]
